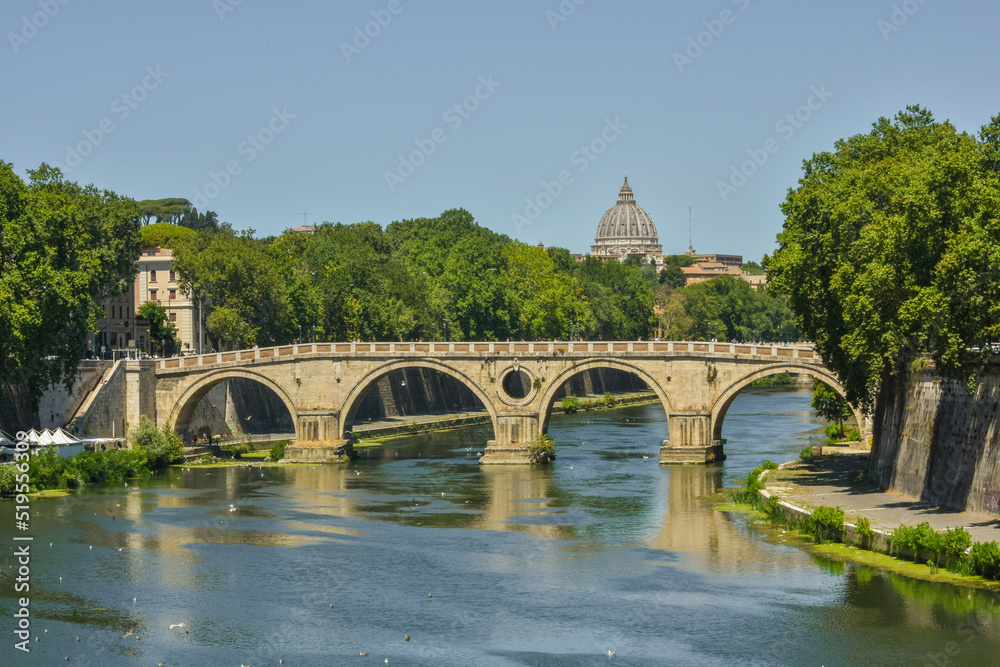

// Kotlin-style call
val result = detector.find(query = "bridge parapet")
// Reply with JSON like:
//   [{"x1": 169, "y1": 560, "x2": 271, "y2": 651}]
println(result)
[{"x1": 153, "y1": 341, "x2": 821, "y2": 374}]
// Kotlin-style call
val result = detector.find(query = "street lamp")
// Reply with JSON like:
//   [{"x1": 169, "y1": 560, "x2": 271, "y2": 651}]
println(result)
[
  {"x1": 432, "y1": 323, "x2": 437, "y2": 342},
  {"x1": 298, "y1": 325, "x2": 302, "y2": 344},
  {"x1": 443, "y1": 318, "x2": 449, "y2": 342}
]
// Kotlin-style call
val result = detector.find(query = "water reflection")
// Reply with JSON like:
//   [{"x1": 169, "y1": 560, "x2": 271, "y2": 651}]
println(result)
[{"x1": 3, "y1": 388, "x2": 1000, "y2": 665}]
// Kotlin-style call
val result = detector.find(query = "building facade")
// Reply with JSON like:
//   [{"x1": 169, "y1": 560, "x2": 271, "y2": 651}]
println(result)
[{"x1": 90, "y1": 247, "x2": 204, "y2": 357}]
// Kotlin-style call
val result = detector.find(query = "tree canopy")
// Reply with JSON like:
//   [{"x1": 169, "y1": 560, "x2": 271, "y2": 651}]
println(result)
[
  {"x1": 769, "y1": 106, "x2": 1000, "y2": 410},
  {"x1": 0, "y1": 162, "x2": 140, "y2": 402}
]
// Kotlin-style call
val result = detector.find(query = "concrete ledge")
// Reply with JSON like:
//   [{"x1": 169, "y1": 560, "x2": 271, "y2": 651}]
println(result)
[
  {"x1": 479, "y1": 445, "x2": 533, "y2": 465},
  {"x1": 659, "y1": 443, "x2": 726, "y2": 464},
  {"x1": 283, "y1": 440, "x2": 354, "y2": 463}
]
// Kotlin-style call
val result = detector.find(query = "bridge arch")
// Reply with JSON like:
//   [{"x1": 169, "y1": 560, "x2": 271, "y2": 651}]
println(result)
[
  {"x1": 537, "y1": 359, "x2": 673, "y2": 435},
  {"x1": 166, "y1": 368, "x2": 299, "y2": 441},
  {"x1": 338, "y1": 359, "x2": 497, "y2": 440},
  {"x1": 710, "y1": 363, "x2": 862, "y2": 442}
]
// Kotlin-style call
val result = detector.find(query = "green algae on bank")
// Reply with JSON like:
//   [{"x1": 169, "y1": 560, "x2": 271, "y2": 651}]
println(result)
[{"x1": 715, "y1": 498, "x2": 1000, "y2": 592}]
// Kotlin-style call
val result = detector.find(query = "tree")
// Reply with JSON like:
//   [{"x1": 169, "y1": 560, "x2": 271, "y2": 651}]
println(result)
[
  {"x1": 769, "y1": 106, "x2": 1000, "y2": 410},
  {"x1": 0, "y1": 162, "x2": 140, "y2": 404},
  {"x1": 135, "y1": 198, "x2": 192, "y2": 225},
  {"x1": 139, "y1": 222, "x2": 196, "y2": 249},
  {"x1": 811, "y1": 380, "x2": 853, "y2": 436},
  {"x1": 138, "y1": 301, "x2": 179, "y2": 355},
  {"x1": 659, "y1": 254, "x2": 694, "y2": 289}
]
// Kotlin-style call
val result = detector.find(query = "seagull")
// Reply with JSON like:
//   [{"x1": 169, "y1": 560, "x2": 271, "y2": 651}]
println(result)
[
  {"x1": 404, "y1": 635, "x2": 410, "y2": 642},
  {"x1": 121, "y1": 625, "x2": 135, "y2": 639},
  {"x1": 169, "y1": 623, "x2": 185, "y2": 630},
  {"x1": 360, "y1": 652, "x2": 368, "y2": 656},
  {"x1": 608, "y1": 650, "x2": 616, "y2": 657},
  {"x1": 642, "y1": 455, "x2": 649, "y2": 462},
  {"x1": 569, "y1": 466, "x2": 574, "y2": 469},
  {"x1": 354, "y1": 470, "x2": 362, "y2": 475}
]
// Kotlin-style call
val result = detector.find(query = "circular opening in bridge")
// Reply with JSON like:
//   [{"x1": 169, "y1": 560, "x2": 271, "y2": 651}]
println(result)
[{"x1": 501, "y1": 369, "x2": 532, "y2": 399}]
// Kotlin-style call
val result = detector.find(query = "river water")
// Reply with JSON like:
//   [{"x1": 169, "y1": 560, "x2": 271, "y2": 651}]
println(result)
[{"x1": 3, "y1": 386, "x2": 1000, "y2": 666}]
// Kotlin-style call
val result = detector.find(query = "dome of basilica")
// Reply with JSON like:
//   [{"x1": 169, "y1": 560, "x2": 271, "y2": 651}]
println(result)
[{"x1": 591, "y1": 177, "x2": 662, "y2": 259}]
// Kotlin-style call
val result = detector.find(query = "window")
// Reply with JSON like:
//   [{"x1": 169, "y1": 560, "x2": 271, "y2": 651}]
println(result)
[
  {"x1": 150, "y1": 270, "x2": 157, "y2": 282},
  {"x1": 169, "y1": 289, "x2": 176, "y2": 300},
  {"x1": 150, "y1": 289, "x2": 158, "y2": 301},
  {"x1": 169, "y1": 313, "x2": 177, "y2": 323},
  {"x1": 169, "y1": 270, "x2": 175, "y2": 282}
]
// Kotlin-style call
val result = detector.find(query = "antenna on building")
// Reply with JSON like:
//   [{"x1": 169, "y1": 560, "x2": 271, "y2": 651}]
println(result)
[
  {"x1": 302, "y1": 207, "x2": 308, "y2": 226},
  {"x1": 688, "y1": 206, "x2": 693, "y2": 252}
]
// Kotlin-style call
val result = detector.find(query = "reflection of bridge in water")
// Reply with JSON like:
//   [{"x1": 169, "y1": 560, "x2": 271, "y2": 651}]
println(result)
[{"x1": 91, "y1": 340, "x2": 856, "y2": 464}]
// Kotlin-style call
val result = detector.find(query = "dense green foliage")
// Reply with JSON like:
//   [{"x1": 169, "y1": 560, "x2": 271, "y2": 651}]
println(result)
[
  {"x1": 129, "y1": 415, "x2": 183, "y2": 468},
  {"x1": 139, "y1": 222, "x2": 196, "y2": 249},
  {"x1": 166, "y1": 207, "x2": 794, "y2": 349},
  {"x1": 527, "y1": 434, "x2": 556, "y2": 463},
  {"x1": 811, "y1": 379, "x2": 853, "y2": 434},
  {"x1": 269, "y1": 440, "x2": 288, "y2": 461},
  {"x1": 769, "y1": 107, "x2": 1000, "y2": 410},
  {"x1": 26, "y1": 447, "x2": 150, "y2": 491},
  {"x1": 173, "y1": 210, "x2": 660, "y2": 347},
  {"x1": 0, "y1": 162, "x2": 140, "y2": 403},
  {"x1": 138, "y1": 301, "x2": 179, "y2": 355},
  {"x1": 751, "y1": 371, "x2": 793, "y2": 387}
]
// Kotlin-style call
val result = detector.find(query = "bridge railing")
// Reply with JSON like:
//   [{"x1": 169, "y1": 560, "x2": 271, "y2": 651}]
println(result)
[{"x1": 153, "y1": 341, "x2": 818, "y2": 370}]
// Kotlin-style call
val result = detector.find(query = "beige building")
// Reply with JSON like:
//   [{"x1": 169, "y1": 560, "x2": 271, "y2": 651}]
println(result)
[{"x1": 90, "y1": 247, "x2": 203, "y2": 357}]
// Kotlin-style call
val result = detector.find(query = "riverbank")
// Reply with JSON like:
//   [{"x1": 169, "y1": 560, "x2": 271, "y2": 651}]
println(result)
[{"x1": 722, "y1": 450, "x2": 1000, "y2": 589}]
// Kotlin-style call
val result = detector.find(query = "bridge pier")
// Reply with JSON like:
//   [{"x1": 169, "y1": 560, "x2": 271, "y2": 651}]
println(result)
[
  {"x1": 283, "y1": 411, "x2": 353, "y2": 462},
  {"x1": 659, "y1": 413, "x2": 726, "y2": 464},
  {"x1": 479, "y1": 413, "x2": 540, "y2": 465}
]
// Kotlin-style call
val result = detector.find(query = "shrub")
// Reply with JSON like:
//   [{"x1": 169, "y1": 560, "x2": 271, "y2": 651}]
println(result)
[
  {"x1": 561, "y1": 395, "x2": 581, "y2": 414},
  {"x1": 970, "y1": 541, "x2": 1000, "y2": 579},
  {"x1": 800, "y1": 446, "x2": 814, "y2": 461},
  {"x1": 846, "y1": 428, "x2": 862, "y2": 442},
  {"x1": 0, "y1": 464, "x2": 17, "y2": 497},
  {"x1": 527, "y1": 435, "x2": 556, "y2": 463},
  {"x1": 762, "y1": 460, "x2": 778, "y2": 471},
  {"x1": 855, "y1": 516, "x2": 874, "y2": 539},
  {"x1": 942, "y1": 526, "x2": 972, "y2": 557},
  {"x1": 811, "y1": 506, "x2": 845, "y2": 542},
  {"x1": 890, "y1": 522, "x2": 942, "y2": 558},
  {"x1": 269, "y1": 440, "x2": 288, "y2": 461},
  {"x1": 130, "y1": 416, "x2": 183, "y2": 469},
  {"x1": 602, "y1": 392, "x2": 616, "y2": 408}
]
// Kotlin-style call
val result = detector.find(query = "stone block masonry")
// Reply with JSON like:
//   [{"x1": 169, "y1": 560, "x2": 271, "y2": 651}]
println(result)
[{"x1": 870, "y1": 369, "x2": 1000, "y2": 519}]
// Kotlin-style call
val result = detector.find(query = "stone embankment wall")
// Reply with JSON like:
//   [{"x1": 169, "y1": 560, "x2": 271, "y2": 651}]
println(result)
[
  {"x1": 0, "y1": 382, "x2": 39, "y2": 432},
  {"x1": 870, "y1": 369, "x2": 1000, "y2": 519}
]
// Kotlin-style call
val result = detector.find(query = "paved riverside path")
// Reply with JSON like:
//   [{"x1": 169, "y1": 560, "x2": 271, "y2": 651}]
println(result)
[{"x1": 765, "y1": 452, "x2": 1000, "y2": 545}]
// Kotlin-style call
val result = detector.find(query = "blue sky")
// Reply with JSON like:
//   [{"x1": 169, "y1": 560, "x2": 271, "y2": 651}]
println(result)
[{"x1": 4, "y1": 0, "x2": 999, "y2": 262}]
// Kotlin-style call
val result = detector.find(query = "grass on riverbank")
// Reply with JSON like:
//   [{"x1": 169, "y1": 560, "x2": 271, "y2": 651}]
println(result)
[{"x1": 719, "y1": 460, "x2": 1000, "y2": 589}]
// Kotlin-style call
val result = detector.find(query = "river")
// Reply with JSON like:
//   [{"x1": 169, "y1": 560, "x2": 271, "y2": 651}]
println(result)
[{"x1": 2, "y1": 386, "x2": 999, "y2": 665}]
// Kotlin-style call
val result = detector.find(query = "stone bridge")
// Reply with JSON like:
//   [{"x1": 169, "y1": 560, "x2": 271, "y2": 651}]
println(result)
[{"x1": 115, "y1": 340, "x2": 856, "y2": 464}]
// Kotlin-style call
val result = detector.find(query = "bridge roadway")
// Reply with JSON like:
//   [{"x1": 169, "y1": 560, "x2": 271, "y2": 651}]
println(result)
[{"x1": 112, "y1": 340, "x2": 855, "y2": 464}]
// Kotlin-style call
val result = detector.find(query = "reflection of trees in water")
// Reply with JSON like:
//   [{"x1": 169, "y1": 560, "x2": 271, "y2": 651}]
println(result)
[{"x1": 842, "y1": 564, "x2": 1000, "y2": 633}]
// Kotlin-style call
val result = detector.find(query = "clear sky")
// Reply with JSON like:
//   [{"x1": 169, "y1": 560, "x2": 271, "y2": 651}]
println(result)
[{"x1": 4, "y1": 0, "x2": 999, "y2": 261}]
